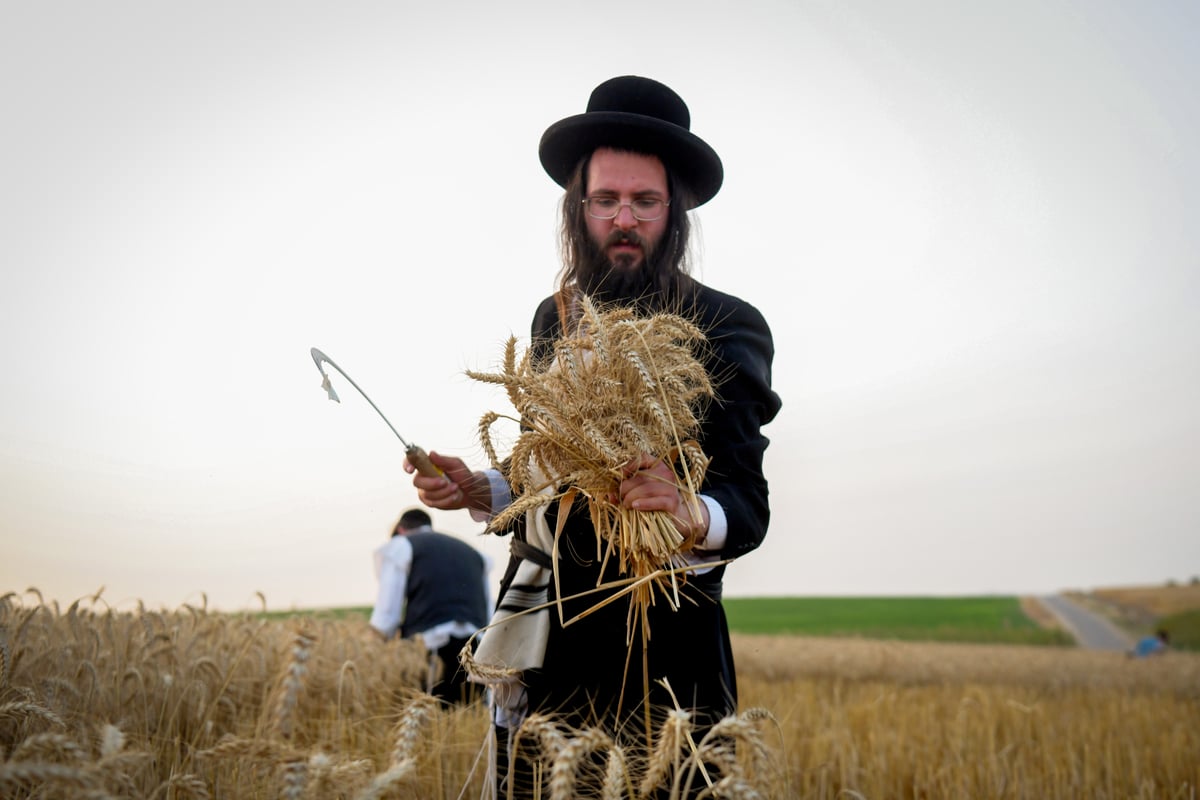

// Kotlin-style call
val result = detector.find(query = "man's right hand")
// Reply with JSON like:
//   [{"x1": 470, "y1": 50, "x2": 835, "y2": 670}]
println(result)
[{"x1": 406, "y1": 451, "x2": 489, "y2": 513}]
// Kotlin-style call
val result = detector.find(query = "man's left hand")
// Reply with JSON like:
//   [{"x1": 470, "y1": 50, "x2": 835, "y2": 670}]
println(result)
[{"x1": 618, "y1": 453, "x2": 709, "y2": 545}]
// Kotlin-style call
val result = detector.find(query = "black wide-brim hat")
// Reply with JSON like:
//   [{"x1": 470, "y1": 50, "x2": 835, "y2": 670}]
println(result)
[{"x1": 539, "y1": 76, "x2": 723, "y2": 208}]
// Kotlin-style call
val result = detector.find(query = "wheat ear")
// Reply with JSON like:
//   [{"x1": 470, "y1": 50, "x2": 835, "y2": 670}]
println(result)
[
  {"x1": 602, "y1": 743, "x2": 631, "y2": 800},
  {"x1": 353, "y1": 760, "x2": 417, "y2": 800},
  {"x1": 280, "y1": 758, "x2": 308, "y2": 800},
  {"x1": 0, "y1": 761, "x2": 103, "y2": 795},
  {"x1": 639, "y1": 708, "x2": 694, "y2": 797},
  {"x1": 678, "y1": 710, "x2": 777, "y2": 797},
  {"x1": 149, "y1": 772, "x2": 211, "y2": 800},
  {"x1": 389, "y1": 694, "x2": 437, "y2": 766},
  {"x1": 0, "y1": 699, "x2": 66, "y2": 729},
  {"x1": 196, "y1": 735, "x2": 303, "y2": 762},
  {"x1": 11, "y1": 732, "x2": 87, "y2": 763},
  {"x1": 272, "y1": 627, "x2": 315, "y2": 741},
  {"x1": 549, "y1": 726, "x2": 613, "y2": 800}
]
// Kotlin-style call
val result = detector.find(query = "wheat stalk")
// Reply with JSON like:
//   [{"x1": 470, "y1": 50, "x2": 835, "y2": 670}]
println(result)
[
  {"x1": 271, "y1": 626, "x2": 316, "y2": 741},
  {"x1": 0, "y1": 699, "x2": 66, "y2": 729},
  {"x1": 697, "y1": 775, "x2": 765, "y2": 799},
  {"x1": 11, "y1": 731, "x2": 88, "y2": 763},
  {"x1": 674, "y1": 708, "x2": 777, "y2": 798},
  {"x1": 458, "y1": 636, "x2": 522, "y2": 682},
  {"x1": 0, "y1": 761, "x2": 109, "y2": 796},
  {"x1": 549, "y1": 725, "x2": 614, "y2": 800},
  {"x1": 639, "y1": 707, "x2": 693, "y2": 797},
  {"x1": 518, "y1": 713, "x2": 567, "y2": 763},
  {"x1": 354, "y1": 760, "x2": 417, "y2": 800},
  {"x1": 197, "y1": 735, "x2": 304, "y2": 762},
  {"x1": 280, "y1": 757, "x2": 308, "y2": 800},
  {"x1": 149, "y1": 772, "x2": 211, "y2": 800},
  {"x1": 602, "y1": 743, "x2": 631, "y2": 800},
  {"x1": 389, "y1": 693, "x2": 437, "y2": 766},
  {"x1": 307, "y1": 752, "x2": 373, "y2": 798}
]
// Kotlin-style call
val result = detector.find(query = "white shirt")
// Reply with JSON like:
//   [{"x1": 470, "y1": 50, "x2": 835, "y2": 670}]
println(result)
[{"x1": 369, "y1": 525, "x2": 493, "y2": 647}]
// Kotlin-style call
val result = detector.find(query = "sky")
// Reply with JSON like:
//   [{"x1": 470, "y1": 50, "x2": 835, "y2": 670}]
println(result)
[{"x1": 2, "y1": 1, "x2": 1198, "y2": 611}]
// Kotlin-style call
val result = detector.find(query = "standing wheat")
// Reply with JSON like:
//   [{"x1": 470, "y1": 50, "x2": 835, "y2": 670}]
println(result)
[
  {"x1": 389, "y1": 694, "x2": 437, "y2": 766},
  {"x1": 280, "y1": 757, "x2": 308, "y2": 800},
  {"x1": 549, "y1": 726, "x2": 613, "y2": 800},
  {"x1": 272, "y1": 627, "x2": 315, "y2": 741},
  {"x1": 602, "y1": 743, "x2": 631, "y2": 800},
  {"x1": 639, "y1": 708, "x2": 693, "y2": 797}
]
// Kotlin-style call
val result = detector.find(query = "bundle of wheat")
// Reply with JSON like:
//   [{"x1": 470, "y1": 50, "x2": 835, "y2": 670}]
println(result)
[{"x1": 468, "y1": 296, "x2": 713, "y2": 630}]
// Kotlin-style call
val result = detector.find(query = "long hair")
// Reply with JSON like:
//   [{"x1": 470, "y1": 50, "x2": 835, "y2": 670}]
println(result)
[{"x1": 555, "y1": 150, "x2": 697, "y2": 325}]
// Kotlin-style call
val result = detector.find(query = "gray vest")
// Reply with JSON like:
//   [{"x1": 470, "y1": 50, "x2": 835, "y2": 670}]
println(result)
[{"x1": 400, "y1": 531, "x2": 489, "y2": 638}]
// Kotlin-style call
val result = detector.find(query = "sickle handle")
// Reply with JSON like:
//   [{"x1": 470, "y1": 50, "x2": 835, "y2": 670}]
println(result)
[{"x1": 405, "y1": 444, "x2": 443, "y2": 478}]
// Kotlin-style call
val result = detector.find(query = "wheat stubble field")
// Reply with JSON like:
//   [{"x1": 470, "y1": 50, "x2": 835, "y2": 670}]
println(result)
[{"x1": 1, "y1": 591, "x2": 1197, "y2": 799}]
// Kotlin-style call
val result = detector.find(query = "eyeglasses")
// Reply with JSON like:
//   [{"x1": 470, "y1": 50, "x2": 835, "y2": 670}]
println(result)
[{"x1": 582, "y1": 196, "x2": 670, "y2": 222}]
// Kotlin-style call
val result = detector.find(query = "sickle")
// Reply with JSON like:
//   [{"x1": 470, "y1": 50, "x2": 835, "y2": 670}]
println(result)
[{"x1": 309, "y1": 347, "x2": 441, "y2": 478}]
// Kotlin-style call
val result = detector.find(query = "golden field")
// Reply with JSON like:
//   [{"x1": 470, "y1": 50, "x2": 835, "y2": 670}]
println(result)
[
  {"x1": 1072, "y1": 582, "x2": 1200, "y2": 635},
  {"x1": 1087, "y1": 583, "x2": 1200, "y2": 618},
  {"x1": 734, "y1": 634, "x2": 1199, "y2": 798},
  {"x1": 2, "y1": 592, "x2": 1198, "y2": 799}
]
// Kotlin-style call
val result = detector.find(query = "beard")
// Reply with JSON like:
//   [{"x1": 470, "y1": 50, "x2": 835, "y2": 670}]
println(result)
[{"x1": 577, "y1": 229, "x2": 664, "y2": 308}]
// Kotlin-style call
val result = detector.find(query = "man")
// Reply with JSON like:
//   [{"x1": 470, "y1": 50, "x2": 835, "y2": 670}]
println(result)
[
  {"x1": 369, "y1": 507, "x2": 491, "y2": 706},
  {"x1": 406, "y1": 76, "x2": 781, "y2": 791}
]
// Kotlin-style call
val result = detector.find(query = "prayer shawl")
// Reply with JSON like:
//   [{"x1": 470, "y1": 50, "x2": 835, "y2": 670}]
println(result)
[{"x1": 467, "y1": 473, "x2": 557, "y2": 726}]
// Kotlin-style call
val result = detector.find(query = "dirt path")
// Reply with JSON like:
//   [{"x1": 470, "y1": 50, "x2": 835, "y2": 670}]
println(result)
[{"x1": 1038, "y1": 594, "x2": 1136, "y2": 651}]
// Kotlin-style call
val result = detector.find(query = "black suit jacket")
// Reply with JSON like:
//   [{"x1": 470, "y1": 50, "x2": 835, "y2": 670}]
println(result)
[{"x1": 513, "y1": 281, "x2": 782, "y2": 727}]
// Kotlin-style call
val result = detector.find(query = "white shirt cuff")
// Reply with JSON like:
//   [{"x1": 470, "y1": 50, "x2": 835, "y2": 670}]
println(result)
[
  {"x1": 468, "y1": 468, "x2": 512, "y2": 524},
  {"x1": 699, "y1": 494, "x2": 727, "y2": 550}
]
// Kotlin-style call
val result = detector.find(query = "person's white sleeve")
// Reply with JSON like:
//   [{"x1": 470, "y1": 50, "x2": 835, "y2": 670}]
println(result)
[
  {"x1": 468, "y1": 468, "x2": 512, "y2": 524},
  {"x1": 369, "y1": 538, "x2": 413, "y2": 637},
  {"x1": 674, "y1": 495, "x2": 727, "y2": 576},
  {"x1": 699, "y1": 494, "x2": 727, "y2": 550}
]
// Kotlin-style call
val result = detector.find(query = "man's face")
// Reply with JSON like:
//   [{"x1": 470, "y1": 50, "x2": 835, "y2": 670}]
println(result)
[{"x1": 584, "y1": 148, "x2": 670, "y2": 272}]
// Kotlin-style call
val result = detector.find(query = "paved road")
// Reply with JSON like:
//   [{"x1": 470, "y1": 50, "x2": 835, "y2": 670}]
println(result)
[{"x1": 1039, "y1": 594, "x2": 1135, "y2": 651}]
